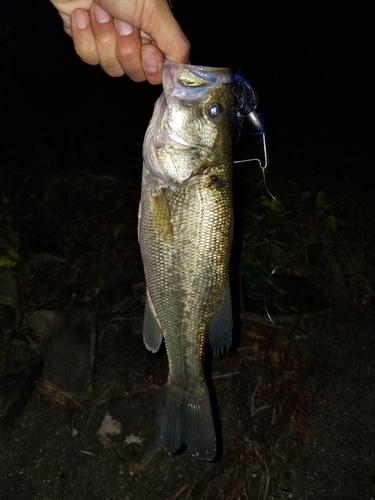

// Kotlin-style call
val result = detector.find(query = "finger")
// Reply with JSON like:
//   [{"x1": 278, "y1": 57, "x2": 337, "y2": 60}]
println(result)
[
  {"x1": 59, "y1": 12, "x2": 73, "y2": 36},
  {"x1": 116, "y1": 22, "x2": 145, "y2": 82},
  {"x1": 141, "y1": 43, "x2": 164, "y2": 85},
  {"x1": 97, "y1": 0, "x2": 190, "y2": 63},
  {"x1": 90, "y1": 3, "x2": 124, "y2": 77},
  {"x1": 52, "y1": 1, "x2": 94, "y2": 36},
  {"x1": 145, "y1": 6, "x2": 190, "y2": 64},
  {"x1": 71, "y1": 9, "x2": 100, "y2": 66}
]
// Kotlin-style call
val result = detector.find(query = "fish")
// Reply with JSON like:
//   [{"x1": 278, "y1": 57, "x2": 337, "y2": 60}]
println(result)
[{"x1": 138, "y1": 61, "x2": 234, "y2": 460}]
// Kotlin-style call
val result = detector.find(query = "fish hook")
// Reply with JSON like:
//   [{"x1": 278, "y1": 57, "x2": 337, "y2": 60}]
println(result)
[{"x1": 232, "y1": 74, "x2": 285, "y2": 212}]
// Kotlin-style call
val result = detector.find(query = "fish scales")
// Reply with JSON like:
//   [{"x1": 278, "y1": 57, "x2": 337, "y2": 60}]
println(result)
[{"x1": 138, "y1": 62, "x2": 234, "y2": 460}]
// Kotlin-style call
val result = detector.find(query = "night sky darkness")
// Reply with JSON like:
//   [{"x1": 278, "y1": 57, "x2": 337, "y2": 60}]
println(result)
[{"x1": 0, "y1": 0, "x2": 374, "y2": 183}]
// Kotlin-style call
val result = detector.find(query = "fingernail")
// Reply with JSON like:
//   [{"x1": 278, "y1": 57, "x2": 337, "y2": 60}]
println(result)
[
  {"x1": 74, "y1": 10, "x2": 89, "y2": 30},
  {"x1": 142, "y1": 51, "x2": 158, "y2": 74},
  {"x1": 117, "y1": 20, "x2": 134, "y2": 36},
  {"x1": 94, "y1": 4, "x2": 111, "y2": 23}
]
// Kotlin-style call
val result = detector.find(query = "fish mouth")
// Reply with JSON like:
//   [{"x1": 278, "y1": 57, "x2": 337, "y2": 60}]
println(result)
[{"x1": 162, "y1": 60, "x2": 233, "y2": 101}]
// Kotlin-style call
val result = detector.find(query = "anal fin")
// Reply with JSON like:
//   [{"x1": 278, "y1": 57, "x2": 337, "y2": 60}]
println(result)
[
  {"x1": 208, "y1": 279, "x2": 233, "y2": 356},
  {"x1": 143, "y1": 291, "x2": 163, "y2": 353}
]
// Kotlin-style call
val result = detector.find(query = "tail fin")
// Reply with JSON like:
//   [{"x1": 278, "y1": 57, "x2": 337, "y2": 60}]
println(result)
[{"x1": 161, "y1": 384, "x2": 216, "y2": 461}]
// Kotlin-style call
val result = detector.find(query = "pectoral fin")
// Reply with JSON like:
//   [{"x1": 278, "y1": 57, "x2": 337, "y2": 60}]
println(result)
[
  {"x1": 151, "y1": 187, "x2": 173, "y2": 242},
  {"x1": 208, "y1": 280, "x2": 233, "y2": 356},
  {"x1": 143, "y1": 291, "x2": 163, "y2": 353}
]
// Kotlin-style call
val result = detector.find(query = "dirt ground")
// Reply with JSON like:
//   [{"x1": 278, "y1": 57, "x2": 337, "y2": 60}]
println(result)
[{"x1": 1, "y1": 291, "x2": 374, "y2": 499}]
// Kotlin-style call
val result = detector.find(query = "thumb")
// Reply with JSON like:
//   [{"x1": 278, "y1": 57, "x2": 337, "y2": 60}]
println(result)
[{"x1": 96, "y1": 0, "x2": 190, "y2": 63}]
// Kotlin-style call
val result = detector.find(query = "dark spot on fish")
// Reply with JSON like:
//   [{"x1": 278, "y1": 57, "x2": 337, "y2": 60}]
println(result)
[
  {"x1": 207, "y1": 175, "x2": 221, "y2": 188},
  {"x1": 207, "y1": 102, "x2": 223, "y2": 118}
]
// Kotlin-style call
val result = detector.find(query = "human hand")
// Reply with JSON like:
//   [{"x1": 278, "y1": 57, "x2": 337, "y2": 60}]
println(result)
[{"x1": 50, "y1": 0, "x2": 190, "y2": 84}]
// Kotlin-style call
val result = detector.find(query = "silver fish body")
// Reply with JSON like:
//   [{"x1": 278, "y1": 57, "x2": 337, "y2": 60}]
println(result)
[{"x1": 138, "y1": 61, "x2": 234, "y2": 460}]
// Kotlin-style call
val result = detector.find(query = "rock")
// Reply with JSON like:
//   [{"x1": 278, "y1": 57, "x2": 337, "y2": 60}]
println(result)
[
  {"x1": 0, "y1": 348, "x2": 43, "y2": 434},
  {"x1": 29, "y1": 308, "x2": 96, "y2": 398}
]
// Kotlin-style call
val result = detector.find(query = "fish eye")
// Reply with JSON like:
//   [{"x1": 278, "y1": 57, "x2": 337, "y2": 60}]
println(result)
[{"x1": 207, "y1": 102, "x2": 223, "y2": 118}]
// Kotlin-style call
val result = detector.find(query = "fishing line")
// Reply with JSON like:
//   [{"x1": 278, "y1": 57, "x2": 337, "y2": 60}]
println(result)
[
  {"x1": 234, "y1": 135, "x2": 286, "y2": 213},
  {"x1": 232, "y1": 73, "x2": 287, "y2": 324},
  {"x1": 232, "y1": 73, "x2": 285, "y2": 211},
  {"x1": 263, "y1": 265, "x2": 280, "y2": 325}
]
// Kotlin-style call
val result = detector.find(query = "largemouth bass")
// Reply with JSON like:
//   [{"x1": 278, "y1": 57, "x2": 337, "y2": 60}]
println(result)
[{"x1": 138, "y1": 61, "x2": 234, "y2": 460}]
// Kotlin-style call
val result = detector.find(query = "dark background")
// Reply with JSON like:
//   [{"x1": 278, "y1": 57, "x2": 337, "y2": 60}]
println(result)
[{"x1": 0, "y1": 0, "x2": 374, "y2": 183}]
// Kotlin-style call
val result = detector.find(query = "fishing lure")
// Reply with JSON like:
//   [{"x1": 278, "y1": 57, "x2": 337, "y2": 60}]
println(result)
[
  {"x1": 232, "y1": 74, "x2": 284, "y2": 210},
  {"x1": 233, "y1": 74, "x2": 265, "y2": 139}
]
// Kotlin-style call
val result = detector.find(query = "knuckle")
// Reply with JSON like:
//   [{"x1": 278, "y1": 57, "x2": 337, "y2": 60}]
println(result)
[
  {"x1": 97, "y1": 32, "x2": 114, "y2": 51},
  {"x1": 178, "y1": 40, "x2": 191, "y2": 63},
  {"x1": 76, "y1": 43, "x2": 99, "y2": 65},
  {"x1": 117, "y1": 43, "x2": 137, "y2": 61}
]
